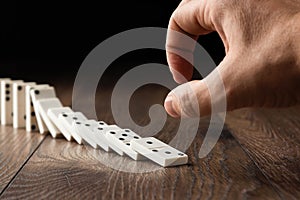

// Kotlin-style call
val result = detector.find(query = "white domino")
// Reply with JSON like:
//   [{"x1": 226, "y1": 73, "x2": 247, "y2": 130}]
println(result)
[
  {"x1": 36, "y1": 98, "x2": 63, "y2": 138},
  {"x1": 47, "y1": 107, "x2": 74, "y2": 141},
  {"x1": 72, "y1": 120, "x2": 102, "y2": 149},
  {"x1": 106, "y1": 129, "x2": 146, "y2": 160},
  {"x1": 30, "y1": 86, "x2": 55, "y2": 134},
  {"x1": 92, "y1": 125, "x2": 124, "y2": 156},
  {"x1": 1, "y1": 80, "x2": 23, "y2": 125},
  {"x1": 13, "y1": 82, "x2": 36, "y2": 128},
  {"x1": 130, "y1": 137, "x2": 188, "y2": 167},
  {"x1": 25, "y1": 84, "x2": 49, "y2": 132},
  {"x1": 57, "y1": 112, "x2": 88, "y2": 144},
  {"x1": 72, "y1": 120, "x2": 111, "y2": 151},
  {"x1": 0, "y1": 76, "x2": 191, "y2": 169},
  {"x1": 0, "y1": 78, "x2": 11, "y2": 123}
]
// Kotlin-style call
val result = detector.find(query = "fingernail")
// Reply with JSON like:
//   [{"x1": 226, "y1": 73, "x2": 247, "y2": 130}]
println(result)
[{"x1": 164, "y1": 95, "x2": 180, "y2": 118}]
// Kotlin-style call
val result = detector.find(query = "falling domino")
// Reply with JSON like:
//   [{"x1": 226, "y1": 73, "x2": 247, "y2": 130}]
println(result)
[
  {"x1": 36, "y1": 98, "x2": 63, "y2": 138},
  {"x1": 25, "y1": 84, "x2": 49, "y2": 132},
  {"x1": 105, "y1": 129, "x2": 146, "y2": 160},
  {"x1": 0, "y1": 77, "x2": 189, "y2": 168},
  {"x1": 57, "y1": 112, "x2": 88, "y2": 144},
  {"x1": 47, "y1": 107, "x2": 74, "y2": 141}
]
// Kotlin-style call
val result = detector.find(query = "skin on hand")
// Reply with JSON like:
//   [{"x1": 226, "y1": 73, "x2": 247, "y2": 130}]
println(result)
[{"x1": 164, "y1": 0, "x2": 300, "y2": 118}]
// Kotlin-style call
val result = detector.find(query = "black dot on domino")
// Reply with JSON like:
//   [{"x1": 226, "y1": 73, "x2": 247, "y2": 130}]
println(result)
[
  {"x1": 31, "y1": 112, "x2": 35, "y2": 116},
  {"x1": 110, "y1": 131, "x2": 116, "y2": 134},
  {"x1": 73, "y1": 117, "x2": 78, "y2": 120},
  {"x1": 6, "y1": 90, "x2": 10, "y2": 95},
  {"x1": 76, "y1": 122, "x2": 81, "y2": 125},
  {"x1": 85, "y1": 124, "x2": 90, "y2": 127},
  {"x1": 5, "y1": 84, "x2": 9, "y2": 88},
  {"x1": 133, "y1": 136, "x2": 139, "y2": 139},
  {"x1": 98, "y1": 127, "x2": 103, "y2": 130},
  {"x1": 34, "y1": 90, "x2": 40, "y2": 95},
  {"x1": 99, "y1": 122, "x2": 105, "y2": 125},
  {"x1": 178, "y1": 153, "x2": 184, "y2": 156},
  {"x1": 11, "y1": 112, "x2": 13, "y2": 117},
  {"x1": 165, "y1": 151, "x2": 171, "y2": 154},
  {"x1": 31, "y1": 125, "x2": 36, "y2": 130},
  {"x1": 119, "y1": 138, "x2": 125, "y2": 141},
  {"x1": 6, "y1": 97, "x2": 10, "y2": 101},
  {"x1": 122, "y1": 133, "x2": 128, "y2": 137},
  {"x1": 152, "y1": 149, "x2": 158, "y2": 152},
  {"x1": 62, "y1": 114, "x2": 68, "y2": 117},
  {"x1": 18, "y1": 86, "x2": 22, "y2": 91},
  {"x1": 126, "y1": 143, "x2": 130, "y2": 146},
  {"x1": 146, "y1": 141, "x2": 153, "y2": 144},
  {"x1": 24, "y1": 115, "x2": 26, "y2": 120}
]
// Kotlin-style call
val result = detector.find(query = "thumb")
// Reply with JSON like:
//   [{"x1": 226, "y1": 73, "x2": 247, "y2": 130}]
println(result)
[
  {"x1": 164, "y1": 80, "x2": 211, "y2": 118},
  {"x1": 164, "y1": 62, "x2": 230, "y2": 118}
]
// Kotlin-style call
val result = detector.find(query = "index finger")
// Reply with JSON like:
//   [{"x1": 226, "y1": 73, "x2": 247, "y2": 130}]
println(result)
[{"x1": 166, "y1": 0, "x2": 213, "y2": 83}]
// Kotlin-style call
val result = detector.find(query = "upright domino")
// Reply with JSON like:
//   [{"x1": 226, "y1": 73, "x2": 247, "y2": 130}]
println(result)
[
  {"x1": 30, "y1": 86, "x2": 55, "y2": 134},
  {"x1": 0, "y1": 78, "x2": 11, "y2": 123},
  {"x1": 36, "y1": 98, "x2": 63, "y2": 138},
  {"x1": 130, "y1": 137, "x2": 188, "y2": 167},
  {"x1": 106, "y1": 129, "x2": 146, "y2": 160},
  {"x1": 13, "y1": 82, "x2": 36, "y2": 128},
  {"x1": 25, "y1": 84, "x2": 49, "y2": 132},
  {"x1": 1, "y1": 80, "x2": 23, "y2": 125},
  {"x1": 0, "y1": 77, "x2": 190, "y2": 169}
]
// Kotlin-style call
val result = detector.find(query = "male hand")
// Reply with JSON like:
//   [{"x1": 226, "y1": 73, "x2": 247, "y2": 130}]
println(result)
[{"x1": 164, "y1": 0, "x2": 300, "y2": 118}]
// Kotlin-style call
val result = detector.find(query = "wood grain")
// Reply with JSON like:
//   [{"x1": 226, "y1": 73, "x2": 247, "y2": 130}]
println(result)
[
  {"x1": 226, "y1": 107, "x2": 300, "y2": 199},
  {"x1": 1, "y1": 132, "x2": 278, "y2": 199},
  {"x1": 2, "y1": 85, "x2": 299, "y2": 199},
  {"x1": 0, "y1": 85, "x2": 279, "y2": 199},
  {"x1": 0, "y1": 126, "x2": 45, "y2": 194}
]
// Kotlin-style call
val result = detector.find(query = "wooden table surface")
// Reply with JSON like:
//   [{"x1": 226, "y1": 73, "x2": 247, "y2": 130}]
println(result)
[{"x1": 0, "y1": 84, "x2": 299, "y2": 200}]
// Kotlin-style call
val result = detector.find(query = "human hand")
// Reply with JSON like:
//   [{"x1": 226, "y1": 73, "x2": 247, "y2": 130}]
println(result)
[{"x1": 164, "y1": 0, "x2": 300, "y2": 118}]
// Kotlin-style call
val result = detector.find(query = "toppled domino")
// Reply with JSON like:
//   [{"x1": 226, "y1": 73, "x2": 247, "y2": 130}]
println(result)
[
  {"x1": 47, "y1": 107, "x2": 74, "y2": 141},
  {"x1": 57, "y1": 112, "x2": 88, "y2": 144},
  {"x1": 106, "y1": 129, "x2": 146, "y2": 161},
  {"x1": 130, "y1": 137, "x2": 188, "y2": 167},
  {"x1": 72, "y1": 120, "x2": 107, "y2": 149},
  {"x1": 93, "y1": 125, "x2": 124, "y2": 155}
]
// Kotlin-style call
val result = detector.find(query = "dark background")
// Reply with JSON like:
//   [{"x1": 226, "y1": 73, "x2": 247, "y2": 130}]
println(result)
[{"x1": 0, "y1": 0, "x2": 225, "y2": 85}]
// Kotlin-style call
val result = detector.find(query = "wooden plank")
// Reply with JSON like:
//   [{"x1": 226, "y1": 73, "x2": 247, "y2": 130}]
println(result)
[
  {"x1": 226, "y1": 107, "x2": 300, "y2": 199},
  {"x1": 0, "y1": 126, "x2": 45, "y2": 193},
  {"x1": 0, "y1": 85, "x2": 279, "y2": 199},
  {"x1": 0, "y1": 128, "x2": 279, "y2": 199}
]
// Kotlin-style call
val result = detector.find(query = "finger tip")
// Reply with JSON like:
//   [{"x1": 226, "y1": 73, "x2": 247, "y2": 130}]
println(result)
[
  {"x1": 170, "y1": 68, "x2": 192, "y2": 84},
  {"x1": 167, "y1": 53, "x2": 194, "y2": 83},
  {"x1": 164, "y1": 95, "x2": 180, "y2": 118},
  {"x1": 173, "y1": 75, "x2": 188, "y2": 84}
]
